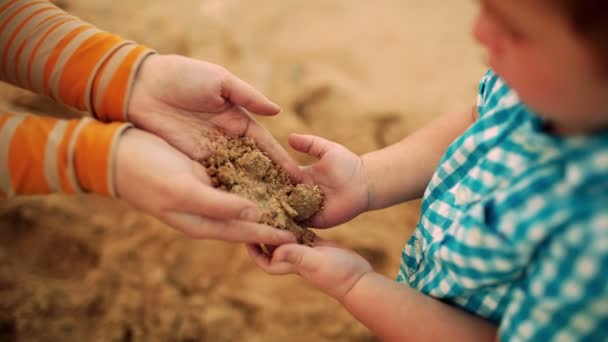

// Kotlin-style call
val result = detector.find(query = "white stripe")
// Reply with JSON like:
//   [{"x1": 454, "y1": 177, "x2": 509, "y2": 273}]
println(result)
[
  {"x1": 5, "y1": 6, "x2": 63, "y2": 85},
  {"x1": 0, "y1": 0, "x2": 30, "y2": 26},
  {"x1": 0, "y1": 114, "x2": 27, "y2": 197},
  {"x1": 29, "y1": 19, "x2": 82, "y2": 94},
  {"x1": 122, "y1": 48, "x2": 156, "y2": 120},
  {"x1": 107, "y1": 124, "x2": 132, "y2": 197},
  {"x1": 88, "y1": 41, "x2": 134, "y2": 115},
  {"x1": 0, "y1": 2, "x2": 51, "y2": 82},
  {"x1": 48, "y1": 26, "x2": 100, "y2": 100},
  {"x1": 66, "y1": 117, "x2": 91, "y2": 193},
  {"x1": 15, "y1": 12, "x2": 66, "y2": 87},
  {"x1": 43, "y1": 120, "x2": 67, "y2": 192}
]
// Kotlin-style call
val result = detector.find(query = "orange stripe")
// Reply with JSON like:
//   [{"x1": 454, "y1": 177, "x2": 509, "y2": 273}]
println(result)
[
  {"x1": 58, "y1": 32, "x2": 123, "y2": 110},
  {"x1": 73, "y1": 121, "x2": 124, "y2": 195},
  {"x1": 13, "y1": 12, "x2": 62, "y2": 87},
  {"x1": 7, "y1": 115, "x2": 57, "y2": 194},
  {"x1": 56, "y1": 119, "x2": 79, "y2": 193},
  {"x1": 0, "y1": 1, "x2": 44, "y2": 45},
  {"x1": 0, "y1": 0, "x2": 20, "y2": 14},
  {"x1": 1, "y1": 6, "x2": 54, "y2": 79},
  {"x1": 29, "y1": 10, "x2": 62, "y2": 32},
  {"x1": 90, "y1": 44, "x2": 119, "y2": 122},
  {"x1": 26, "y1": 17, "x2": 72, "y2": 89},
  {"x1": 99, "y1": 45, "x2": 148, "y2": 121},
  {"x1": 42, "y1": 24, "x2": 91, "y2": 96}
]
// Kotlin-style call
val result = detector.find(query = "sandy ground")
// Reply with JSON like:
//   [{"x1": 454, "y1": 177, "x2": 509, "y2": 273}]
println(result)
[{"x1": 0, "y1": 0, "x2": 485, "y2": 340}]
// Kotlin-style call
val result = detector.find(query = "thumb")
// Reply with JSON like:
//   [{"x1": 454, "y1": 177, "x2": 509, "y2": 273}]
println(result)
[
  {"x1": 186, "y1": 162, "x2": 261, "y2": 222},
  {"x1": 272, "y1": 243, "x2": 315, "y2": 268},
  {"x1": 288, "y1": 133, "x2": 335, "y2": 159},
  {"x1": 181, "y1": 180, "x2": 261, "y2": 222},
  {"x1": 224, "y1": 75, "x2": 281, "y2": 115}
]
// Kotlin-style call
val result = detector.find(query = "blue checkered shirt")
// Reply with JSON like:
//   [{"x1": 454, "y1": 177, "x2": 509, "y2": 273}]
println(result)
[{"x1": 397, "y1": 70, "x2": 608, "y2": 341}]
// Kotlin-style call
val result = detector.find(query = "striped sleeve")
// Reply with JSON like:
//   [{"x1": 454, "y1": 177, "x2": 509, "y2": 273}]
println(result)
[
  {"x1": 0, "y1": 0, "x2": 155, "y2": 121},
  {"x1": 0, "y1": 111, "x2": 131, "y2": 198}
]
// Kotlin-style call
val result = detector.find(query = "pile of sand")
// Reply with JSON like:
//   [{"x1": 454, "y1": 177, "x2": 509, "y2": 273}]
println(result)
[{"x1": 203, "y1": 134, "x2": 323, "y2": 245}]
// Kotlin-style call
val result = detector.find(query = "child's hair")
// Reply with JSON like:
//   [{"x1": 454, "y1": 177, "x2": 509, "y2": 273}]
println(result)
[{"x1": 554, "y1": 0, "x2": 608, "y2": 69}]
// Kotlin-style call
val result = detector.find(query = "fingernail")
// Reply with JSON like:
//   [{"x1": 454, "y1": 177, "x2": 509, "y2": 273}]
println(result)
[{"x1": 240, "y1": 208, "x2": 260, "y2": 222}]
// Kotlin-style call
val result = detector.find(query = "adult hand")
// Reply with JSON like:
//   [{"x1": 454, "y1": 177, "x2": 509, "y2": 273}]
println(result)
[
  {"x1": 127, "y1": 54, "x2": 303, "y2": 180},
  {"x1": 115, "y1": 128, "x2": 296, "y2": 245}
]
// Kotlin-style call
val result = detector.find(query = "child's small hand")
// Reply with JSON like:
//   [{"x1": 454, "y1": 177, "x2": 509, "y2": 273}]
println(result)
[
  {"x1": 246, "y1": 240, "x2": 372, "y2": 301},
  {"x1": 114, "y1": 128, "x2": 296, "y2": 245},
  {"x1": 289, "y1": 133, "x2": 370, "y2": 228}
]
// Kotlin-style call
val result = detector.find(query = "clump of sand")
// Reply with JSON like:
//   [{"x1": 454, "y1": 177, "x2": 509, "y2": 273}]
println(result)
[{"x1": 202, "y1": 133, "x2": 324, "y2": 245}]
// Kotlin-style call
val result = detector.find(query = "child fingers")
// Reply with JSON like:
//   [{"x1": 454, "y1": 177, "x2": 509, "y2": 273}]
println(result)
[
  {"x1": 288, "y1": 133, "x2": 333, "y2": 159},
  {"x1": 305, "y1": 212, "x2": 332, "y2": 229},
  {"x1": 245, "y1": 244, "x2": 295, "y2": 275},
  {"x1": 271, "y1": 243, "x2": 318, "y2": 272},
  {"x1": 161, "y1": 212, "x2": 297, "y2": 245}
]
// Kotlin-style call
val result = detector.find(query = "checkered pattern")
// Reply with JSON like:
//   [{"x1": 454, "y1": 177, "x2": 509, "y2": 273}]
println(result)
[{"x1": 397, "y1": 70, "x2": 608, "y2": 341}]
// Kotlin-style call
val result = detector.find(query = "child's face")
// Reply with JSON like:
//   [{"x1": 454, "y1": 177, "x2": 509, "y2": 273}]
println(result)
[{"x1": 473, "y1": 0, "x2": 608, "y2": 134}]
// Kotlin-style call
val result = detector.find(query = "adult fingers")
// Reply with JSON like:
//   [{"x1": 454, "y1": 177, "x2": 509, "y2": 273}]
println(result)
[
  {"x1": 161, "y1": 211, "x2": 297, "y2": 245},
  {"x1": 223, "y1": 74, "x2": 281, "y2": 115},
  {"x1": 177, "y1": 176, "x2": 262, "y2": 222}
]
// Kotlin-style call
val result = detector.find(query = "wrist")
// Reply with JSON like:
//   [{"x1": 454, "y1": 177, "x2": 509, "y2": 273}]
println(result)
[
  {"x1": 113, "y1": 127, "x2": 135, "y2": 199},
  {"x1": 336, "y1": 270, "x2": 376, "y2": 305},
  {"x1": 126, "y1": 53, "x2": 162, "y2": 126}
]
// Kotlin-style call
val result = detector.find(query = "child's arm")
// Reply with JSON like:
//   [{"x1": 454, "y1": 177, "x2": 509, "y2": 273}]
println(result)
[
  {"x1": 342, "y1": 270, "x2": 497, "y2": 341},
  {"x1": 247, "y1": 241, "x2": 497, "y2": 341},
  {"x1": 362, "y1": 107, "x2": 477, "y2": 211}
]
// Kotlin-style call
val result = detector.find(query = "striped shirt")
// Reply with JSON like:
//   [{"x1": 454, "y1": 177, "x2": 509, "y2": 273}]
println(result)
[
  {"x1": 397, "y1": 70, "x2": 608, "y2": 341},
  {"x1": 0, "y1": 0, "x2": 155, "y2": 197}
]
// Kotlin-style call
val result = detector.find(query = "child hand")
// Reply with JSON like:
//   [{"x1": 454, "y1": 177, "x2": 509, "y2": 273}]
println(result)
[
  {"x1": 127, "y1": 54, "x2": 303, "y2": 182},
  {"x1": 246, "y1": 240, "x2": 373, "y2": 301},
  {"x1": 289, "y1": 133, "x2": 370, "y2": 228},
  {"x1": 114, "y1": 128, "x2": 296, "y2": 245}
]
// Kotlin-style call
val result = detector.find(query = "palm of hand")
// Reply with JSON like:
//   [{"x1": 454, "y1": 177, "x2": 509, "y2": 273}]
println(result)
[
  {"x1": 304, "y1": 144, "x2": 369, "y2": 228},
  {"x1": 127, "y1": 55, "x2": 300, "y2": 177},
  {"x1": 130, "y1": 95, "x2": 252, "y2": 161},
  {"x1": 116, "y1": 129, "x2": 297, "y2": 244}
]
